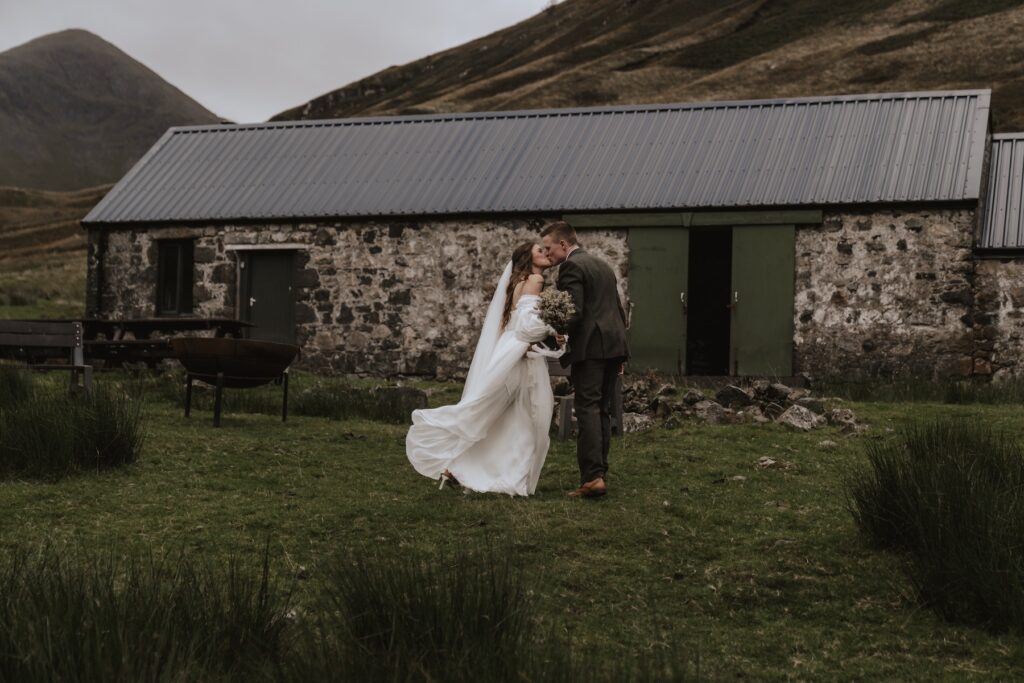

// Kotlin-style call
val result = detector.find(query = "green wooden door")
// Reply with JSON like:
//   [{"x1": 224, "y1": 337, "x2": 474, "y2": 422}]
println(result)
[
  {"x1": 729, "y1": 225, "x2": 794, "y2": 377},
  {"x1": 627, "y1": 227, "x2": 688, "y2": 374},
  {"x1": 240, "y1": 250, "x2": 296, "y2": 344}
]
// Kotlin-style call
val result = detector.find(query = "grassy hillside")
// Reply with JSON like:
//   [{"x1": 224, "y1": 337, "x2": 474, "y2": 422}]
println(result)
[
  {"x1": 273, "y1": 0, "x2": 1024, "y2": 132},
  {"x1": 0, "y1": 29, "x2": 220, "y2": 191},
  {"x1": 0, "y1": 185, "x2": 108, "y2": 319}
]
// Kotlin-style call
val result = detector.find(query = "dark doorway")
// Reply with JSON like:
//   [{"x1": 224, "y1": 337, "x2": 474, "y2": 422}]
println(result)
[
  {"x1": 686, "y1": 229, "x2": 731, "y2": 375},
  {"x1": 239, "y1": 250, "x2": 296, "y2": 344}
]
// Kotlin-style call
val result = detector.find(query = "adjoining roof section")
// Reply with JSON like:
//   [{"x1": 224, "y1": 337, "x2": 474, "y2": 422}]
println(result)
[
  {"x1": 979, "y1": 134, "x2": 1024, "y2": 250},
  {"x1": 84, "y1": 89, "x2": 991, "y2": 225}
]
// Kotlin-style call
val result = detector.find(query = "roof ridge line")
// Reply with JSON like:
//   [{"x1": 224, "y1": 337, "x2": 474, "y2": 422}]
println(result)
[{"x1": 166, "y1": 88, "x2": 994, "y2": 134}]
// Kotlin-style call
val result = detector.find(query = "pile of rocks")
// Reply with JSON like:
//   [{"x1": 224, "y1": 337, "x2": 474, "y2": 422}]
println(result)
[{"x1": 621, "y1": 378, "x2": 863, "y2": 434}]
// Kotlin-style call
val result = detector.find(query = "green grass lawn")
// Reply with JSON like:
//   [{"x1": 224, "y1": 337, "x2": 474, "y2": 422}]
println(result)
[{"x1": 3, "y1": 380, "x2": 1024, "y2": 679}]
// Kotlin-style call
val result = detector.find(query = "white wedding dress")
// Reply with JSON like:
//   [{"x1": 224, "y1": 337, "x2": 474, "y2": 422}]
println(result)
[{"x1": 406, "y1": 262, "x2": 563, "y2": 496}]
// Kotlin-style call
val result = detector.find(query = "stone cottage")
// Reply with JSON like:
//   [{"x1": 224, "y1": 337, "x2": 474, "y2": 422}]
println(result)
[{"x1": 82, "y1": 88, "x2": 1018, "y2": 382}]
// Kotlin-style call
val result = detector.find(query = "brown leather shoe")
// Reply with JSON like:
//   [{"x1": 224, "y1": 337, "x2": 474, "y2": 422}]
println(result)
[{"x1": 568, "y1": 477, "x2": 607, "y2": 498}]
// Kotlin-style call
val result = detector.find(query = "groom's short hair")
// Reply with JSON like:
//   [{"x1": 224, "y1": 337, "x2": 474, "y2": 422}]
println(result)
[{"x1": 541, "y1": 220, "x2": 578, "y2": 245}]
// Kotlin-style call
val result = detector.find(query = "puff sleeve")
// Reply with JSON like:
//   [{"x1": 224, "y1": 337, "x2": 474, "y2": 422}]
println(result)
[{"x1": 513, "y1": 304, "x2": 555, "y2": 344}]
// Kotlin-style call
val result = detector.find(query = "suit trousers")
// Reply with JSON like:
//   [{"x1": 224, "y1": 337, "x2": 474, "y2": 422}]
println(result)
[{"x1": 570, "y1": 357, "x2": 622, "y2": 485}]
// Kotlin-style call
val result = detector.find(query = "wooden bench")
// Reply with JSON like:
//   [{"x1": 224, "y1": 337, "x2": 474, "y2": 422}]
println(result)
[
  {"x1": 547, "y1": 359, "x2": 624, "y2": 440},
  {"x1": 0, "y1": 321, "x2": 93, "y2": 394}
]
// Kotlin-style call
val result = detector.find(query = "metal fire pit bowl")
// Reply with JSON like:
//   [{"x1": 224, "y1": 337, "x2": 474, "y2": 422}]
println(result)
[
  {"x1": 170, "y1": 337, "x2": 300, "y2": 426},
  {"x1": 170, "y1": 337, "x2": 299, "y2": 387}
]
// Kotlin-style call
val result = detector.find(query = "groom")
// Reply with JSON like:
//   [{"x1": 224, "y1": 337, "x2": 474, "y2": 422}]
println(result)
[{"x1": 541, "y1": 221, "x2": 629, "y2": 499}]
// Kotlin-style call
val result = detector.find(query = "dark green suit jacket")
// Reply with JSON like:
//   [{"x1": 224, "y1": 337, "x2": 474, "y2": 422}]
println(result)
[{"x1": 556, "y1": 248, "x2": 629, "y2": 368}]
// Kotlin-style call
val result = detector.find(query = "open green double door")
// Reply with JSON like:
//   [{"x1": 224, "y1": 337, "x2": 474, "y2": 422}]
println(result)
[{"x1": 628, "y1": 225, "x2": 794, "y2": 377}]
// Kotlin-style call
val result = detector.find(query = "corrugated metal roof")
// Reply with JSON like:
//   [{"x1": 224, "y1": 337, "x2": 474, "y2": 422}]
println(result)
[
  {"x1": 979, "y1": 133, "x2": 1024, "y2": 249},
  {"x1": 83, "y1": 89, "x2": 991, "y2": 225}
]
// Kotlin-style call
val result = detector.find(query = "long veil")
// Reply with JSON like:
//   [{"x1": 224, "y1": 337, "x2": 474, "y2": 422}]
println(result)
[{"x1": 461, "y1": 260, "x2": 512, "y2": 400}]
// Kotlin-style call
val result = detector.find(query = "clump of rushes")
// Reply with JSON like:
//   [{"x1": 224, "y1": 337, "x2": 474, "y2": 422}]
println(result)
[
  {"x1": 0, "y1": 543, "x2": 292, "y2": 681},
  {"x1": 0, "y1": 386, "x2": 143, "y2": 479},
  {"x1": 0, "y1": 362, "x2": 33, "y2": 408},
  {"x1": 288, "y1": 547, "x2": 696, "y2": 682},
  {"x1": 944, "y1": 379, "x2": 1024, "y2": 405},
  {"x1": 847, "y1": 418, "x2": 1024, "y2": 631}
]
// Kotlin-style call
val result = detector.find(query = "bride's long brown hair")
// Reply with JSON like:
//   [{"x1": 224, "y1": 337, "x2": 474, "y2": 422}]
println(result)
[{"x1": 501, "y1": 242, "x2": 539, "y2": 329}]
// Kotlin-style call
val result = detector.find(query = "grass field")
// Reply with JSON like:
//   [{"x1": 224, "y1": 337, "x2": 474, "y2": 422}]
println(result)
[{"x1": 3, "y1": 374, "x2": 1024, "y2": 679}]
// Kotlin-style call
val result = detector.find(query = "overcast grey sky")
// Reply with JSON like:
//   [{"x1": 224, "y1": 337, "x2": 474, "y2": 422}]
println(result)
[{"x1": 1, "y1": 0, "x2": 547, "y2": 122}]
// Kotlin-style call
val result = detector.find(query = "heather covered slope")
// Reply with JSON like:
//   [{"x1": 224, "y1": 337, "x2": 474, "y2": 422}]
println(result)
[
  {"x1": 273, "y1": 0, "x2": 1024, "y2": 132},
  {"x1": 0, "y1": 29, "x2": 219, "y2": 191}
]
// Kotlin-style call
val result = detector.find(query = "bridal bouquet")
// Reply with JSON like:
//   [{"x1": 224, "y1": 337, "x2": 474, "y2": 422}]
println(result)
[
  {"x1": 537, "y1": 288, "x2": 575, "y2": 334},
  {"x1": 526, "y1": 289, "x2": 574, "y2": 360}
]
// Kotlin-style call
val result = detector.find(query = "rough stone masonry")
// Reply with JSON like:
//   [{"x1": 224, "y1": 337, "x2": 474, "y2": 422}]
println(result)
[
  {"x1": 86, "y1": 218, "x2": 629, "y2": 378},
  {"x1": 86, "y1": 205, "x2": 1012, "y2": 382},
  {"x1": 795, "y1": 207, "x2": 982, "y2": 382}
]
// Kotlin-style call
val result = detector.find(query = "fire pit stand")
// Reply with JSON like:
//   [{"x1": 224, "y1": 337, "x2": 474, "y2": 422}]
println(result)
[
  {"x1": 184, "y1": 370, "x2": 290, "y2": 427},
  {"x1": 170, "y1": 337, "x2": 300, "y2": 427}
]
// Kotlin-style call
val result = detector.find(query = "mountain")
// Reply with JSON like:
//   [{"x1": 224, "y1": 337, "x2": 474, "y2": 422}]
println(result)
[
  {"x1": 0, "y1": 29, "x2": 220, "y2": 191},
  {"x1": 272, "y1": 0, "x2": 1024, "y2": 133}
]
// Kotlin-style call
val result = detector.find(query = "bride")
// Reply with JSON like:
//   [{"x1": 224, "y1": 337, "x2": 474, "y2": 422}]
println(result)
[{"x1": 405, "y1": 241, "x2": 565, "y2": 496}]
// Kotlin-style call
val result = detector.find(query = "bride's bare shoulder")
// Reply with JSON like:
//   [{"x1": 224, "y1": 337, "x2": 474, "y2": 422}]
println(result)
[
  {"x1": 523, "y1": 274, "x2": 544, "y2": 295},
  {"x1": 512, "y1": 275, "x2": 542, "y2": 307}
]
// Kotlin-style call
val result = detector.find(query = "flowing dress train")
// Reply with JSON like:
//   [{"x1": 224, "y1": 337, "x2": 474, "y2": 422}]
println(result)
[{"x1": 405, "y1": 294, "x2": 555, "y2": 496}]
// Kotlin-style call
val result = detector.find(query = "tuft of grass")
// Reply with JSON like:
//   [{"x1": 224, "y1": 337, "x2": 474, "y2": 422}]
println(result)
[
  {"x1": 819, "y1": 377, "x2": 1024, "y2": 405},
  {"x1": 816, "y1": 376, "x2": 948, "y2": 403},
  {"x1": 139, "y1": 369, "x2": 302, "y2": 420},
  {"x1": 0, "y1": 386, "x2": 143, "y2": 479},
  {"x1": 289, "y1": 547, "x2": 695, "y2": 682},
  {"x1": 0, "y1": 543, "x2": 292, "y2": 682},
  {"x1": 944, "y1": 379, "x2": 1024, "y2": 404},
  {"x1": 0, "y1": 362, "x2": 33, "y2": 408},
  {"x1": 292, "y1": 381, "x2": 423, "y2": 424},
  {"x1": 291, "y1": 380, "x2": 373, "y2": 420},
  {"x1": 0, "y1": 540, "x2": 694, "y2": 682},
  {"x1": 847, "y1": 419, "x2": 1024, "y2": 632},
  {"x1": 297, "y1": 548, "x2": 533, "y2": 681}
]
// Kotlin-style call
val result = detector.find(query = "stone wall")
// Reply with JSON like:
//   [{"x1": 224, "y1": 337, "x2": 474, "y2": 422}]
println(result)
[
  {"x1": 88, "y1": 206, "x2": 1010, "y2": 383},
  {"x1": 793, "y1": 207, "x2": 979, "y2": 381},
  {"x1": 87, "y1": 219, "x2": 630, "y2": 378},
  {"x1": 974, "y1": 257, "x2": 1024, "y2": 380},
  {"x1": 88, "y1": 226, "x2": 242, "y2": 320}
]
